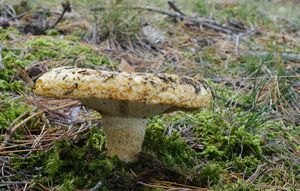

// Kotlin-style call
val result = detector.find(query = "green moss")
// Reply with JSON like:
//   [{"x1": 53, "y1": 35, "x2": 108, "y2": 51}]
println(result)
[
  {"x1": 0, "y1": 95, "x2": 28, "y2": 130},
  {"x1": 11, "y1": 125, "x2": 203, "y2": 190},
  {"x1": 191, "y1": 111, "x2": 264, "y2": 160},
  {"x1": 199, "y1": 163, "x2": 222, "y2": 186},
  {"x1": 45, "y1": 29, "x2": 60, "y2": 36},
  {"x1": 144, "y1": 116, "x2": 200, "y2": 168},
  {"x1": 232, "y1": 156, "x2": 260, "y2": 178},
  {"x1": 11, "y1": 127, "x2": 116, "y2": 190},
  {"x1": 9, "y1": 106, "x2": 299, "y2": 190},
  {"x1": 214, "y1": 179, "x2": 257, "y2": 191},
  {"x1": 195, "y1": 0, "x2": 209, "y2": 16},
  {"x1": 0, "y1": 33, "x2": 111, "y2": 94},
  {"x1": 0, "y1": 80, "x2": 25, "y2": 92},
  {"x1": 0, "y1": 27, "x2": 21, "y2": 41},
  {"x1": 25, "y1": 37, "x2": 110, "y2": 67}
]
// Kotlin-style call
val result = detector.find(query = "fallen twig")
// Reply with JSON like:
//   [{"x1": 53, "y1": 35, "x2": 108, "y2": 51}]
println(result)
[
  {"x1": 167, "y1": 1, "x2": 186, "y2": 16},
  {"x1": 133, "y1": 6, "x2": 236, "y2": 35},
  {"x1": 51, "y1": 1, "x2": 72, "y2": 28},
  {"x1": 91, "y1": 4, "x2": 236, "y2": 36}
]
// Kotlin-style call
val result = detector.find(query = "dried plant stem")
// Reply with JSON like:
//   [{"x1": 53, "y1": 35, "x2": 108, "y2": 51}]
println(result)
[
  {"x1": 0, "y1": 100, "x2": 80, "y2": 151},
  {"x1": 132, "y1": 6, "x2": 235, "y2": 35},
  {"x1": 0, "y1": 148, "x2": 44, "y2": 154},
  {"x1": 0, "y1": 110, "x2": 44, "y2": 150},
  {"x1": 91, "y1": 4, "x2": 236, "y2": 35},
  {"x1": 167, "y1": 1, "x2": 186, "y2": 16}
]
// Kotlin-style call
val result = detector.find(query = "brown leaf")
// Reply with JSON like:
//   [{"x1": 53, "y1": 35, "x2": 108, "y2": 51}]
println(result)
[
  {"x1": 117, "y1": 59, "x2": 135, "y2": 72},
  {"x1": 16, "y1": 66, "x2": 33, "y2": 84},
  {"x1": 25, "y1": 62, "x2": 48, "y2": 80}
]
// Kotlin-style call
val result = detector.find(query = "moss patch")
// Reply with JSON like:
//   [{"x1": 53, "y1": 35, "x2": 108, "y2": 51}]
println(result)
[{"x1": 0, "y1": 95, "x2": 28, "y2": 130}]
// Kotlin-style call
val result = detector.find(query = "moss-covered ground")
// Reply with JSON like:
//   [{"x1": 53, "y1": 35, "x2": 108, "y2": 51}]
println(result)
[{"x1": 0, "y1": 0, "x2": 299, "y2": 190}]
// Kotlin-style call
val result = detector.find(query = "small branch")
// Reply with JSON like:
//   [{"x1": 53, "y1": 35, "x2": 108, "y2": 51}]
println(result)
[
  {"x1": 50, "y1": 1, "x2": 72, "y2": 28},
  {"x1": 134, "y1": 6, "x2": 235, "y2": 35},
  {"x1": 189, "y1": 18, "x2": 235, "y2": 35},
  {"x1": 281, "y1": 52, "x2": 300, "y2": 63},
  {"x1": 91, "y1": 3, "x2": 236, "y2": 35},
  {"x1": 167, "y1": 1, "x2": 185, "y2": 16},
  {"x1": 134, "y1": 6, "x2": 183, "y2": 18}
]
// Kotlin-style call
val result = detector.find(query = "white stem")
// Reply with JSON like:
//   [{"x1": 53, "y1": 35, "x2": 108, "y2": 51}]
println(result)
[{"x1": 101, "y1": 115, "x2": 148, "y2": 162}]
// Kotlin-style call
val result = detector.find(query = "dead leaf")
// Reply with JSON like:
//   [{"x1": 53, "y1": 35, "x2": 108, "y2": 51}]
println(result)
[
  {"x1": 16, "y1": 65, "x2": 33, "y2": 84},
  {"x1": 117, "y1": 59, "x2": 135, "y2": 72},
  {"x1": 25, "y1": 62, "x2": 48, "y2": 80}
]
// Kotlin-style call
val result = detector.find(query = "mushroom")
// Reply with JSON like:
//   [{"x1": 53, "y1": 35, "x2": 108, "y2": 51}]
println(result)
[{"x1": 33, "y1": 67, "x2": 212, "y2": 162}]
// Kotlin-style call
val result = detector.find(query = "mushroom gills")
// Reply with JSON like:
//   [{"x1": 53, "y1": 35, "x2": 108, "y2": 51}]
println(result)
[{"x1": 81, "y1": 98, "x2": 171, "y2": 118}]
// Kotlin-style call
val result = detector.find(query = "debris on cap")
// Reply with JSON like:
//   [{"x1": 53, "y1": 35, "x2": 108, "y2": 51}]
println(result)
[{"x1": 33, "y1": 66, "x2": 212, "y2": 109}]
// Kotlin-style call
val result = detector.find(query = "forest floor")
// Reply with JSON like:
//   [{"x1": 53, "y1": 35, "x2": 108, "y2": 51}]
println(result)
[{"x1": 0, "y1": 0, "x2": 299, "y2": 190}]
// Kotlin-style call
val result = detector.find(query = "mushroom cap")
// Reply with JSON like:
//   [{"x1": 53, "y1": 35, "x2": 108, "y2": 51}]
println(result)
[{"x1": 33, "y1": 67, "x2": 212, "y2": 116}]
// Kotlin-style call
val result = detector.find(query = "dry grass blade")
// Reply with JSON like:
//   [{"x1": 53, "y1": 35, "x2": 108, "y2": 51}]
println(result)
[
  {"x1": 0, "y1": 110, "x2": 43, "y2": 151},
  {"x1": 0, "y1": 98, "x2": 82, "y2": 154},
  {"x1": 0, "y1": 148, "x2": 45, "y2": 154},
  {"x1": 247, "y1": 163, "x2": 267, "y2": 183},
  {"x1": 138, "y1": 181, "x2": 174, "y2": 189},
  {"x1": 139, "y1": 181, "x2": 208, "y2": 191},
  {"x1": 157, "y1": 181, "x2": 208, "y2": 190}
]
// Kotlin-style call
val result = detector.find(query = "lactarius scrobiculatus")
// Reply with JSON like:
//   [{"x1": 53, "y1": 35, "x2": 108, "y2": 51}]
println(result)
[{"x1": 33, "y1": 67, "x2": 212, "y2": 162}]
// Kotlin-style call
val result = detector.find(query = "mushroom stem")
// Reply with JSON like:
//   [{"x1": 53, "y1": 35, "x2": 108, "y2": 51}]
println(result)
[{"x1": 101, "y1": 115, "x2": 148, "y2": 162}]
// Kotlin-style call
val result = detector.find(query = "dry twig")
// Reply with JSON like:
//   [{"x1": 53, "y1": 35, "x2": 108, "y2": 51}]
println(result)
[
  {"x1": 133, "y1": 6, "x2": 236, "y2": 35},
  {"x1": 167, "y1": 1, "x2": 186, "y2": 16}
]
